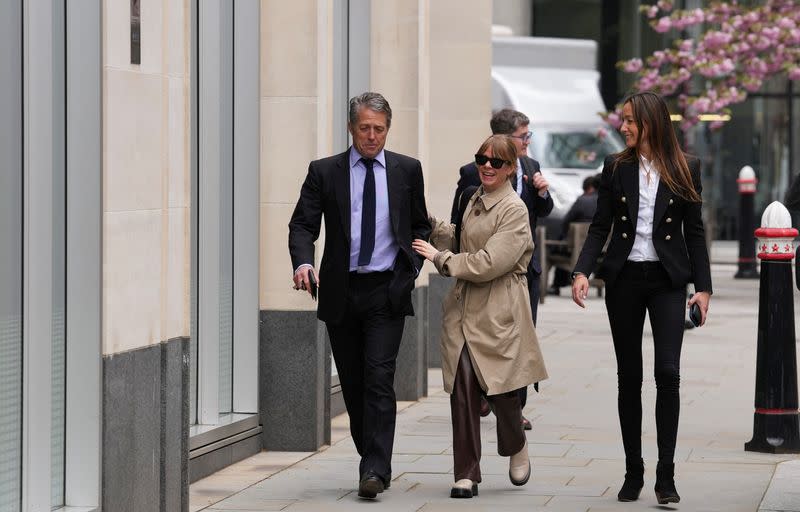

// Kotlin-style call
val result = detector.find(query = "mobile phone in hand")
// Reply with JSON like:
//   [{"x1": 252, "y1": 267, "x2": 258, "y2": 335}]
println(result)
[
  {"x1": 688, "y1": 293, "x2": 701, "y2": 327},
  {"x1": 309, "y1": 272, "x2": 318, "y2": 301}
]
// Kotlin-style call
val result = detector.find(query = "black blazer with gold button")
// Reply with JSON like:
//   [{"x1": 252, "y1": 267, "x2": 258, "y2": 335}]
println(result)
[{"x1": 573, "y1": 154, "x2": 712, "y2": 293}]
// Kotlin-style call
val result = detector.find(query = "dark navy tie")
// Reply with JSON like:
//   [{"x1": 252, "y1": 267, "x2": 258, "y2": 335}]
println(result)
[{"x1": 358, "y1": 158, "x2": 376, "y2": 267}]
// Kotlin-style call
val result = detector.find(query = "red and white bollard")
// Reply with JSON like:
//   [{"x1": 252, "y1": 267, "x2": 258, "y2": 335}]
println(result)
[
  {"x1": 735, "y1": 166, "x2": 758, "y2": 279},
  {"x1": 745, "y1": 201, "x2": 800, "y2": 453}
]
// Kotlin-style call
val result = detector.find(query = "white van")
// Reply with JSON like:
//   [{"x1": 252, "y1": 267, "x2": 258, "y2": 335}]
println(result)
[{"x1": 492, "y1": 36, "x2": 624, "y2": 237}]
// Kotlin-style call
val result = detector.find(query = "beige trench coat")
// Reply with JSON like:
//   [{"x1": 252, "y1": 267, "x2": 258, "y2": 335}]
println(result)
[{"x1": 431, "y1": 180, "x2": 548, "y2": 395}]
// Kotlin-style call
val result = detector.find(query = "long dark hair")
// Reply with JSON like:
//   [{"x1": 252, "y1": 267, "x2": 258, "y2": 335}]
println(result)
[{"x1": 613, "y1": 92, "x2": 700, "y2": 202}]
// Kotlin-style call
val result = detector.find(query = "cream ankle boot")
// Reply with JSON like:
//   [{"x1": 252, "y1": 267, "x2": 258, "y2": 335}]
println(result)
[
  {"x1": 450, "y1": 479, "x2": 478, "y2": 498},
  {"x1": 509, "y1": 442, "x2": 531, "y2": 486}
]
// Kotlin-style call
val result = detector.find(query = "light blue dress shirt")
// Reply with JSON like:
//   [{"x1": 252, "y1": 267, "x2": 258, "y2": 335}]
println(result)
[{"x1": 349, "y1": 148, "x2": 399, "y2": 272}]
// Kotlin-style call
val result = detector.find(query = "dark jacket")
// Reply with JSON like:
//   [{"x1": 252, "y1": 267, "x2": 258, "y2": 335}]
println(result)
[
  {"x1": 560, "y1": 192, "x2": 598, "y2": 238},
  {"x1": 450, "y1": 155, "x2": 554, "y2": 274},
  {"x1": 288, "y1": 148, "x2": 432, "y2": 323},
  {"x1": 573, "y1": 155, "x2": 712, "y2": 293}
]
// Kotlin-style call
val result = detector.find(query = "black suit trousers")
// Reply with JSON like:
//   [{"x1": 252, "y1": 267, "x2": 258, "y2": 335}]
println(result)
[
  {"x1": 604, "y1": 261, "x2": 686, "y2": 463},
  {"x1": 326, "y1": 271, "x2": 405, "y2": 483}
]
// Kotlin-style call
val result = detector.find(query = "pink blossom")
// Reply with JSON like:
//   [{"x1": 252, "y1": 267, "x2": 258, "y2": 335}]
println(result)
[
  {"x1": 649, "y1": 50, "x2": 667, "y2": 67},
  {"x1": 719, "y1": 58, "x2": 735, "y2": 74},
  {"x1": 692, "y1": 97, "x2": 712, "y2": 113},
  {"x1": 606, "y1": 112, "x2": 622, "y2": 129},
  {"x1": 654, "y1": 16, "x2": 672, "y2": 33},
  {"x1": 704, "y1": 31, "x2": 733, "y2": 49},
  {"x1": 623, "y1": 58, "x2": 643, "y2": 73},
  {"x1": 743, "y1": 78, "x2": 763, "y2": 92},
  {"x1": 608, "y1": 1, "x2": 799, "y2": 133}
]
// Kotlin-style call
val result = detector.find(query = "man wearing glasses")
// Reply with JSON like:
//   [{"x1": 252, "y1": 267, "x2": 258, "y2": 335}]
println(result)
[{"x1": 449, "y1": 108, "x2": 553, "y2": 430}]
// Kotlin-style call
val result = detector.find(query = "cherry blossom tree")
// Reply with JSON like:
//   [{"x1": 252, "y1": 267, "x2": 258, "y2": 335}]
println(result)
[{"x1": 605, "y1": 0, "x2": 800, "y2": 131}]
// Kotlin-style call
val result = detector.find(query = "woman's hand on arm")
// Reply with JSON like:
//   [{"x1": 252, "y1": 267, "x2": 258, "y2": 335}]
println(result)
[
  {"x1": 412, "y1": 239, "x2": 440, "y2": 262},
  {"x1": 688, "y1": 291, "x2": 711, "y2": 326}
]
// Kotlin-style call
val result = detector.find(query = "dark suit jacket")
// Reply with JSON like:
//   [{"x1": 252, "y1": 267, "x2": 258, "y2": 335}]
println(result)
[
  {"x1": 573, "y1": 155, "x2": 712, "y2": 293},
  {"x1": 450, "y1": 156, "x2": 554, "y2": 274},
  {"x1": 288, "y1": 148, "x2": 431, "y2": 323}
]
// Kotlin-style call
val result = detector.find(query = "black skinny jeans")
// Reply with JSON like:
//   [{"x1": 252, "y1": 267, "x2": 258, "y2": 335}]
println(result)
[{"x1": 604, "y1": 261, "x2": 686, "y2": 463}]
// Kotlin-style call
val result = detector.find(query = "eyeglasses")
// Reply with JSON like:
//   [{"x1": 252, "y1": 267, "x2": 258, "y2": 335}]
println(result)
[
  {"x1": 510, "y1": 131, "x2": 533, "y2": 142},
  {"x1": 474, "y1": 154, "x2": 510, "y2": 170}
]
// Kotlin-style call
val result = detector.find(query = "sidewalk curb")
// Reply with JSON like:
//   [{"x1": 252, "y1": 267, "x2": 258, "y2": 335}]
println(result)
[{"x1": 759, "y1": 460, "x2": 800, "y2": 512}]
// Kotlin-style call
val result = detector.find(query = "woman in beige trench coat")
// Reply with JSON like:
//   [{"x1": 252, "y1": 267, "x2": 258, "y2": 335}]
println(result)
[{"x1": 413, "y1": 135, "x2": 548, "y2": 499}]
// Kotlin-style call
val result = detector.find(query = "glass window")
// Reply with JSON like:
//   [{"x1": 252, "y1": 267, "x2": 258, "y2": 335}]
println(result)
[
  {"x1": 0, "y1": 3, "x2": 23, "y2": 509},
  {"x1": 192, "y1": 0, "x2": 258, "y2": 432},
  {"x1": 532, "y1": 125, "x2": 624, "y2": 169},
  {"x1": 51, "y1": 2, "x2": 67, "y2": 505}
]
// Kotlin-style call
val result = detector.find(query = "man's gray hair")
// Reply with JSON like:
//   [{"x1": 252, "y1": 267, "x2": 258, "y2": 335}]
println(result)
[
  {"x1": 349, "y1": 92, "x2": 392, "y2": 128},
  {"x1": 490, "y1": 108, "x2": 529, "y2": 135}
]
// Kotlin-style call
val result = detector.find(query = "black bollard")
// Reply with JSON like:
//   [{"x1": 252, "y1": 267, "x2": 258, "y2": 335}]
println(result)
[
  {"x1": 745, "y1": 201, "x2": 800, "y2": 453},
  {"x1": 735, "y1": 166, "x2": 759, "y2": 279}
]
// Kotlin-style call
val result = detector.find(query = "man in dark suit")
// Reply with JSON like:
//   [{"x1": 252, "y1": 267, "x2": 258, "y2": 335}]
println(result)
[
  {"x1": 289, "y1": 92, "x2": 431, "y2": 499},
  {"x1": 450, "y1": 109, "x2": 553, "y2": 429}
]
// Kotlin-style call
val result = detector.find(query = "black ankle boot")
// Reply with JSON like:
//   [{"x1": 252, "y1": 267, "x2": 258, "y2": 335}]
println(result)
[
  {"x1": 617, "y1": 458, "x2": 644, "y2": 502},
  {"x1": 654, "y1": 461, "x2": 680, "y2": 504}
]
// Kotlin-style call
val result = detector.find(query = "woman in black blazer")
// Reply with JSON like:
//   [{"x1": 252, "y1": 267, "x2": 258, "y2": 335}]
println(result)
[{"x1": 571, "y1": 92, "x2": 712, "y2": 505}]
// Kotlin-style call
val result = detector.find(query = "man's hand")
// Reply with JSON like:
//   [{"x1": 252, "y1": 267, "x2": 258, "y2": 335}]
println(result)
[
  {"x1": 412, "y1": 239, "x2": 439, "y2": 262},
  {"x1": 293, "y1": 265, "x2": 319, "y2": 298},
  {"x1": 525, "y1": 172, "x2": 550, "y2": 197},
  {"x1": 572, "y1": 274, "x2": 589, "y2": 308},
  {"x1": 688, "y1": 291, "x2": 711, "y2": 326}
]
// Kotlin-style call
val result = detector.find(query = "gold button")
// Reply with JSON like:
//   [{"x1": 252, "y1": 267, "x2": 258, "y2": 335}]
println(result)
[
  {"x1": 622, "y1": 233, "x2": 628, "y2": 239},
  {"x1": 669, "y1": 199, "x2": 674, "y2": 205},
  {"x1": 666, "y1": 217, "x2": 672, "y2": 223},
  {"x1": 621, "y1": 216, "x2": 627, "y2": 221},
  {"x1": 622, "y1": 196, "x2": 627, "y2": 203},
  {"x1": 665, "y1": 235, "x2": 671, "y2": 240}
]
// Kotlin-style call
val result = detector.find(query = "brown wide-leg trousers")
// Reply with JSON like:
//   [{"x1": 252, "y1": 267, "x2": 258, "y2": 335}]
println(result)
[{"x1": 451, "y1": 345, "x2": 526, "y2": 482}]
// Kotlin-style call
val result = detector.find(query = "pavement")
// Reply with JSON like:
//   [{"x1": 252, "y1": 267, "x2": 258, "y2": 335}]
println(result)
[{"x1": 191, "y1": 241, "x2": 800, "y2": 512}]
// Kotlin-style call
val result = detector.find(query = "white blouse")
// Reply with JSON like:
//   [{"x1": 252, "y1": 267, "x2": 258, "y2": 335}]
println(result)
[{"x1": 628, "y1": 156, "x2": 660, "y2": 262}]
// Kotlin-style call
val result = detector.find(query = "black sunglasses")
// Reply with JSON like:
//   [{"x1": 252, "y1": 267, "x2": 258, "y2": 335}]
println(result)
[{"x1": 474, "y1": 154, "x2": 509, "y2": 170}]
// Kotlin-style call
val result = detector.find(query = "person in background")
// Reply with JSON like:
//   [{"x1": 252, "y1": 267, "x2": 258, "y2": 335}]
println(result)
[
  {"x1": 547, "y1": 174, "x2": 600, "y2": 295},
  {"x1": 450, "y1": 108, "x2": 553, "y2": 430},
  {"x1": 571, "y1": 91, "x2": 712, "y2": 505},
  {"x1": 415, "y1": 134, "x2": 548, "y2": 499}
]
